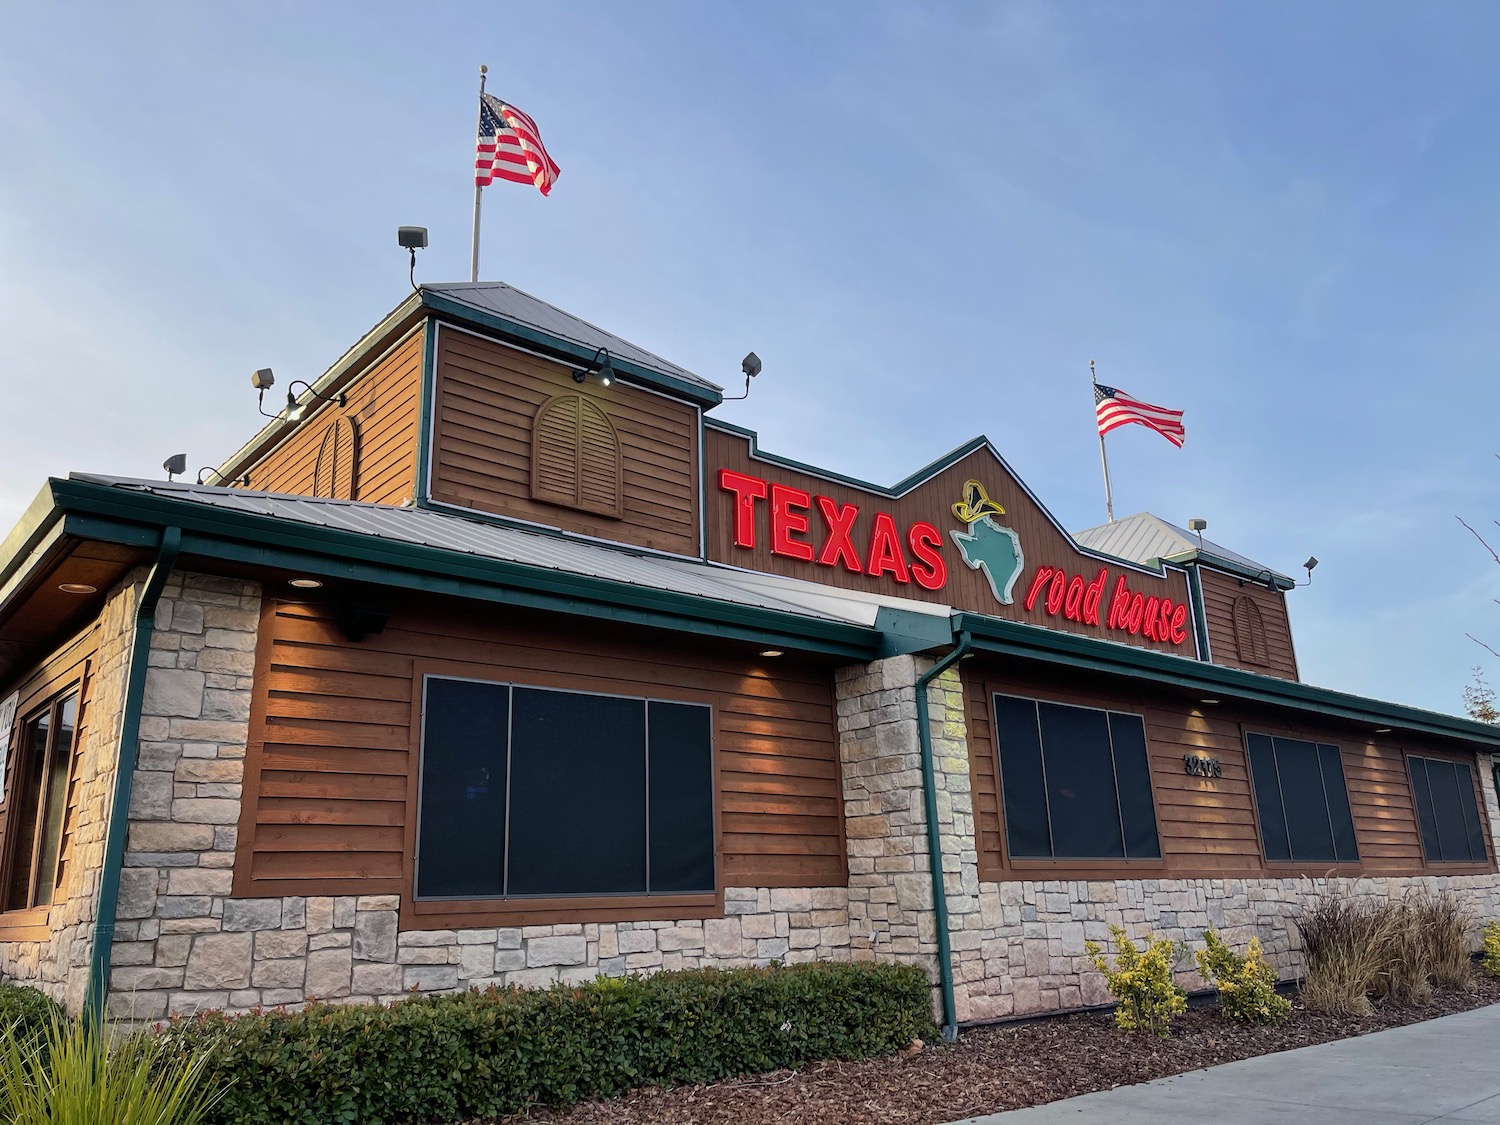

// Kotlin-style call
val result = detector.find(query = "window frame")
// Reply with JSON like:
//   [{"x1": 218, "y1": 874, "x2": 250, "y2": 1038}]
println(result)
[
  {"x1": 410, "y1": 672, "x2": 719, "y2": 922},
  {"x1": 1405, "y1": 751, "x2": 1491, "y2": 867},
  {"x1": 1, "y1": 687, "x2": 80, "y2": 915},
  {"x1": 989, "y1": 690, "x2": 1163, "y2": 868},
  {"x1": 1244, "y1": 730, "x2": 1359, "y2": 869}
]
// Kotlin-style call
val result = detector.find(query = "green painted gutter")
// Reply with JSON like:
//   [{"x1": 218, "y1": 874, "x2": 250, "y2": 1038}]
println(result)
[
  {"x1": 85, "y1": 527, "x2": 180, "y2": 1026},
  {"x1": 914, "y1": 631, "x2": 972, "y2": 1043},
  {"x1": 954, "y1": 612, "x2": 1500, "y2": 748}
]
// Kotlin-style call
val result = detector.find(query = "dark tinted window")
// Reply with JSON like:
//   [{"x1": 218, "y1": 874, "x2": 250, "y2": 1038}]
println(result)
[
  {"x1": 4, "y1": 692, "x2": 79, "y2": 913},
  {"x1": 416, "y1": 678, "x2": 509, "y2": 898},
  {"x1": 416, "y1": 678, "x2": 714, "y2": 900},
  {"x1": 1245, "y1": 735, "x2": 1358, "y2": 864},
  {"x1": 508, "y1": 689, "x2": 647, "y2": 896},
  {"x1": 993, "y1": 695, "x2": 1159, "y2": 861},
  {"x1": 1409, "y1": 756, "x2": 1487, "y2": 864}
]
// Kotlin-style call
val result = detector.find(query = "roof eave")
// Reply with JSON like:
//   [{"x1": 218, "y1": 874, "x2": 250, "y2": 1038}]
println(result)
[
  {"x1": 47, "y1": 479, "x2": 878, "y2": 660},
  {"x1": 1162, "y1": 549, "x2": 1296, "y2": 591},
  {"x1": 952, "y1": 611, "x2": 1500, "y2": 747}
]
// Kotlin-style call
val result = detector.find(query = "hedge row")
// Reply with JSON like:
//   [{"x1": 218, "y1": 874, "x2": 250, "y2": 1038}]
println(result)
[{"x1": 156, "y1": 961, "x2": 935, "y2": 1125}]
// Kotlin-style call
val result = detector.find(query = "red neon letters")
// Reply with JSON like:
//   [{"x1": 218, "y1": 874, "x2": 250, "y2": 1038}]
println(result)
[
  {"x1": 1024, "y1": 564, "x2": 1188, "y2": 645},
  {"x1": 718, "y1": 469, "x2": 947, "y2": 591}
]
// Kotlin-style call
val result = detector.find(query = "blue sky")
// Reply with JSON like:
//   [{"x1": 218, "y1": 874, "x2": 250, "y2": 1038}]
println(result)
[{"x1": 3, "y1": 2, "x2": 1498, "y2": 715}]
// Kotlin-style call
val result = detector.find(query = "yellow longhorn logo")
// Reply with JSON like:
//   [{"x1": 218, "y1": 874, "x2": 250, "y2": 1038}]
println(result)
[{"x1": 951, "y1": 479, "x2": 1007, "y2": 525}]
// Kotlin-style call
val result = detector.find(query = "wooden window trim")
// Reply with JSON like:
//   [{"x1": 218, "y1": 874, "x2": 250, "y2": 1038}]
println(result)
[
  {"x1": 398, "y1": 658, "x2": 724, "y2": 930},
  {"x1": 0, "y1": 685, "x2": 81, "y2": 917}
]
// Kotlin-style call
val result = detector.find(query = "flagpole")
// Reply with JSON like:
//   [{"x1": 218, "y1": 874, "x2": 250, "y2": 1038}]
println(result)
[
  {"x1": 469, "y1": 64, "x2": 488, "y2": 283},
  {"x1": 1091, "y1": 359, "x2": 1115, "y2": 523}
]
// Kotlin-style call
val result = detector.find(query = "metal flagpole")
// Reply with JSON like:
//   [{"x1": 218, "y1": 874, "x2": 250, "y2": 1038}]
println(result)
[
  {"x1": 1091, "y1": 359, "x2": 1115, "y2": 523},
  {"x1": 469, "y1": 64, "x2": 488, "y2": 283}
]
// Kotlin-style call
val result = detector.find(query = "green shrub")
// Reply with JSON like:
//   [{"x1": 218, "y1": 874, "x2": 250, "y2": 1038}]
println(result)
[
  {"x1": 1085, "y1": 925, "x2": 1187, "y2": 1037},
  {"x1": 1194, "y1": 930, "x2": 1290, "y2": 1025},
  {"x1": 1482, "y1": 921, "x2": 1500, "y2": 978},
  {"x1": 155, "y1": 960, "x2": 934, "y2": 1125},
  {"x1": 0, "y1": 1013, "x2": 221, "y2": 1125},
  {"x1": 0, "y1": 984, "x2": 63, "y2": 1041}
]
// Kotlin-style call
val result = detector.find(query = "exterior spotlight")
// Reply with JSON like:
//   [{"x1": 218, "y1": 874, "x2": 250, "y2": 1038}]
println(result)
[
  {"x1": 398, "y1": 226, "x2": 428, "y2": 290},
  {"x1": 162, "y1": 453, "x2": 187, "y2": 481},
  {"x1": 573, "y1": 348, "x2": 614, "y2": 388},
  {"x1": 1297, "y1": 556, "x2": 1319, "y2": 588},
  {"x1": 1187, "y1": 517, "x2": 1207, "y2": 548},
  {"x1": 282, "y1": 380, "x2": 346, "y2": 424},
  {"x1": 724, "y1": 351, "x2": 762, "y2": 401},
  {"x1": 196, "y1": 466, "x2": 247, "y2": 487},
  {"x1": 251, "y1": 368, "x2": 275, "y2": 391}
]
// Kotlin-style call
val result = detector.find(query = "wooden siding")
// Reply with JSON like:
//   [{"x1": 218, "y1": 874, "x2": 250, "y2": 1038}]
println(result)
[
  {"x1": 428, "y1": 325, "x2": 700, "y2": 556},
  {"x1": 237, "y1": 328, "x2": 424, "y2": 505},
  {"x1": 0, "y1": 623, "x2": 99, "y2": 940},
  {"x1": 706, "y1": 426, "x2": 1196, "y2": 654},
  {"x1": 1200, "y1": 567, "x2": 1299, "y2": 680},
  {"x1": 963, "y1": 656, "x2": 1494, "y2": 882},
  {"x1": 235, "y1": 595, "x2": 844, "y2": 927}
]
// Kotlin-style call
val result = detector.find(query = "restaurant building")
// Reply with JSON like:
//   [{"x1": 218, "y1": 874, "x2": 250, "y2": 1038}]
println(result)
[{"x1": 0, "y1": 281, "x2": 1497, "y2": 1035}]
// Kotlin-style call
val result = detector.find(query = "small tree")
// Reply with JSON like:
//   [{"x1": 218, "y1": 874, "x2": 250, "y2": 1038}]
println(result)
[
  {"x1": 1464, "y1": 667, "x2": 1499, "y2": 724},
  {"x1": 1085, "y1": 925, "x2": 1187, "y2": 1037}
]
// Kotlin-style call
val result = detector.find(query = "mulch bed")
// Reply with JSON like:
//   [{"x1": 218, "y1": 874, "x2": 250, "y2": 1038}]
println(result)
[{"x1": 493, "y1": 974, "x2": 1500, "y2": 1125}]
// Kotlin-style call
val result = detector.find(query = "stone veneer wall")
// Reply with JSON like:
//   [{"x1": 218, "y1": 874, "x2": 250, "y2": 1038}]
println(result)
[
  {"x1": 0, "y1": 574, "x2": 141, "y2": 1009},
  {"x1": 106, "y1": 571, "x2": 854, "y2": 1020}
]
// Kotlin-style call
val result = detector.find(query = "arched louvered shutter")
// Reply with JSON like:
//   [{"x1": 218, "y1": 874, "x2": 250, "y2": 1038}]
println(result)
[
  {"x1": 312, "y1": 416, "x2": 360, "y2": 500},
  {"x1": 531, "y1": 394, "x2": 623, "y2": 518},
  {"x1": 1233, "y1": 595, "x2": 1269, "y2": 666}
]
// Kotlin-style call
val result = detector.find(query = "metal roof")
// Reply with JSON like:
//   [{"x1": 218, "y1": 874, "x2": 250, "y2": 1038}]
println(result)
[
  {"x1": 69, "y1": 475, "x2": 872, "y2": 626},
  {"x1": 1074, "y1": 512, "x2": 1292, "y2": 585},
  {"x1": 422, "y1": 282, "x2": 720, "y2": 394}
]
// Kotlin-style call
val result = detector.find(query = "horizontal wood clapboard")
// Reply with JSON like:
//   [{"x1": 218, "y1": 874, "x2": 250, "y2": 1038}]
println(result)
[{"x1": 234, "y1": 597, "x2": 846, "y2": 925}]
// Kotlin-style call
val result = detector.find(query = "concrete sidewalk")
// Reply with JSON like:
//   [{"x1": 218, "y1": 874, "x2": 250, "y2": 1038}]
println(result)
[{"x1": 948, "y1": 1003, "x2": 1500, "y2": 1125}]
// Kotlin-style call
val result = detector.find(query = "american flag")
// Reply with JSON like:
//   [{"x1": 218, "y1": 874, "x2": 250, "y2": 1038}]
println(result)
[
  {"x1": 1094, "y1": 384, "x2": 1186, "y2": 447},
  {"x1": 476, "y1": 93, "x2": 560, "y2": 195}
]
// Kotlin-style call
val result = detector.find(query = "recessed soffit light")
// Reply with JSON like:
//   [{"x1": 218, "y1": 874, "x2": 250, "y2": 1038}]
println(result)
[
  {"x1": 1374, "y1": 728, "x2": 1392, "y2": 734},
  {"x1": 759, "y1": 649, "x2": 784, "y2": 658},
  {"x1": 288, "y1": 578, "x2": 324, "y2": 590},
  {"x1": 58, "y1": 582, "x2": 97, "y2": 595},
  {"x1": 1200, "y1": 698, "x2": 1220, "y2": 705}
]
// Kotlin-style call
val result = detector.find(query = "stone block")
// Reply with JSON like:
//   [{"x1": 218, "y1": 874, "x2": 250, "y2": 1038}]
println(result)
[
  {"x1": 398, "y1": 947, "x2": 454, "y2": 965},
  {"x1": 353, "y1": 911, "x2": 398, "y2": 963},
  {"x1": 143, "y1": 669, "x2": 205, "y2": 719},
  {"x1": 255, "y1": 930, "x2": 308, "y2": 959},
  {"x1": 170, "y1": 798, "x2": 241, "y2": 825},
  {"x1": 494, "y1": 948, "x2": 526, "y2": 972},
  {"x1": 129, "y1": 821, "x2": 214, "y2": 854},
  {"x1": 352, "y1": 962, "x2": 403, "y2": 995},
  {"x1": 129, "y1": 773, "x2": 175, "y2": 820},
  {"x1": 616, "y1": 929, "x2": 656, "y2": 954},
  {"x1": 460, "y1": 944, "x2": 495, "y2": 978},
  {"x1": 505, "y1": 967, "x2": 558, "y2": 990},
  {"x1": 403, "y1": 965, "x2": 458, "y2": 992},
  {"x1": 111, "y1": 966, "x2": 185, "y2": 991},
  {"x1": 167, "y1": 868, "x2": 233, "y2": 896},
  {"x1": 306, "y1": 898, "x2": 335, "y2": 934},
  {"x1": 222, "y1": 899, "x2": 282, "y2": 932},
  {"x1": 252, "y1": 959, "x2": 307, "y2": 989},
  {"x1": 527, "y1": 936, "x2": 586, "y2": 967},
  {"x1": 306, "y1": 948, "x2": 353, "y2": 999},
  {"x1": 704, "y1": 918, "x2": 741, "y2": 957},
  {"x1": 174, "y1": 759, "x2": 243, "y2": 784},
  {"x1": 184, "y1": 933, "x2": 252, "y2": 990},
  {"x1": 357, "y1": 894, "x2": 400, "y2": 911},
  {"x1": 201, "y1": 689, "x2": 250, "y2": 722},
  {"x1": 398, "y1": 929, "x2": 457, "y2": 946},
  {"x1": 656, "y1": 925, "x2": 704, "y2": 952}
]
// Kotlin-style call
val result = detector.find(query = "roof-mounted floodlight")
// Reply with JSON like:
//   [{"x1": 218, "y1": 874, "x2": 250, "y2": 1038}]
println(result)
[
  {"x1": 162, "y1": 453, "x2": 187, "y2": 481},
  {"x1": 1187, "y1": 517, "x2": 1207, "y2": 548},
  {"x1": 1297, "y1": 556, "x2": 1318, "y2": 588},
  {"x1": 723, "y1": 351, "x2": 762, "y2": 401},
  {"x1": 398, "y1": 226, "x2": 428, "y2": 290}
]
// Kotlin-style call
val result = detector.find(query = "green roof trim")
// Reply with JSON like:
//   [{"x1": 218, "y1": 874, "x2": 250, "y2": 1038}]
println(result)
[
  {"x1": 1166, "y1": 549, "x2": 1296, "y2": 592},
  {"x1": 421, "y1": 293, "x2": 723, "y2": 408},
  {"x1": 953, "y1": 611, "x2": 1500, "y2": 748},
  {"x1": 44, "y1": 480, "x2": 879, "y2": 660}
]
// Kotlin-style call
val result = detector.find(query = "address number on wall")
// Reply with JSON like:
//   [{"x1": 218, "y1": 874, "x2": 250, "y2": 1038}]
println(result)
[{"x1": 1183, "y1": 754, "x2": 1222, "y2": 778}]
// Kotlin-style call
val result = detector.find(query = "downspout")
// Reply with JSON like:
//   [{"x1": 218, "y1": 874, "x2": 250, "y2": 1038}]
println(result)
[
  {"x1": 85, "y1": 527, "x2": 181, "y2": 1025},
  {"x1": 914, "y1": 629, "x2": 972, "y2": 1043}
]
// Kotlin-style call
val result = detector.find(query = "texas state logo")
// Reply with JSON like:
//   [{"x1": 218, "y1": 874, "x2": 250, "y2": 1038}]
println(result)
[{"x1": 949, "y1": 480, "x2": 1024, "y2": 605}]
